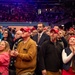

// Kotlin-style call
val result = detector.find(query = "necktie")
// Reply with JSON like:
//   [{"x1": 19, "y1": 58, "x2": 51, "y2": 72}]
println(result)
[
  {"x1": 72, "y1": 56, "x2": 75, "y2": 72},
  {"x1": 38, "y1": 34, "x2": 41, "y2": 43}
]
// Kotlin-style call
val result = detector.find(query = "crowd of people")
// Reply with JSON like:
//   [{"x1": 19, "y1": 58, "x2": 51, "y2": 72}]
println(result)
[
  {"x1": 0, "y1": 23, "x2": 75, "y2": 75},
  {"x1": 0, "y1": 0, "x2": 75, "y2": 75},
  {"x1": 0, "y1": 2, "x2": 71, "y2": 23}
]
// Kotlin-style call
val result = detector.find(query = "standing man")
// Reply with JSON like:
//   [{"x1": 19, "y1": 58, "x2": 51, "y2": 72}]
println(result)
[
  {"x1": 32, "y1": 23, "x2": 49, "y2": 75},
  {"x1": 9, "y1": 30, "x2": 23, "y2": 75},
  {"x1": 39, "y1": 28, "x2": 63, "y2": 75},
  {"x1": 10, "y1": 27, "x2": 37, "y2": 75},
  {"x1": 13, "y1": 30, "x2": 23, "y2": 49}
]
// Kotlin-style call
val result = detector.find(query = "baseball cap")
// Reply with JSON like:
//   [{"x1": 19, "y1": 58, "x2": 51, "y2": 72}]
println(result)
[
  {"x1": 20, "y1": 27, "x2": 31, "y2": 33},
  {"x1": 69, "y1": 27, "x2": 74, "y2": 31},
  {"x1": 31, "y1": 27, "x2": 36, "y2": 32},
  {"x1": 68, "y1": 36, "x2": 75, "y2": 41},
  {"x1": 50, "y1": 28, "x2": 59, "y2": 34}
]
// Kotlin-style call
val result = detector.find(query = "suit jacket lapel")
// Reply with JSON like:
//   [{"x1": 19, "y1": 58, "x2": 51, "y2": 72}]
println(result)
[
  {"x1": 38, "y1": 33, "x2": 45, "y2": 44},
  {"x1": 36, "y1": 34, "x2": 38, "y2": 44}
]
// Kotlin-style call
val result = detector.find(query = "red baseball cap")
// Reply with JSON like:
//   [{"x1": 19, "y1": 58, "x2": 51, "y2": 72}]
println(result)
[
  {"x1": 31, "y1": 27, "x2": 36, "y2": 32},
  {"x1": 69, "y1": 27, "x2": 74, "y2": 31},
  {"x1": 20, "y1": 27, "x2": 31, "y2": 33},
  {"x1": 50, "y1": 28, "x2": 59, "y2": 34},
  {"x1": 68, "y1": 36, "x2": 75, "y2": 41}
]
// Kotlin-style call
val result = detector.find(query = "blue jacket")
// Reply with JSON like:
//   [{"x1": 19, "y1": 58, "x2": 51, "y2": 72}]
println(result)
[{"x1": 0, "y1": 32, "x2": 3, "y2": 40}]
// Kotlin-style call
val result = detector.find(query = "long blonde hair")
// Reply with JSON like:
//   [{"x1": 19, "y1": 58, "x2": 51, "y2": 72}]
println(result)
[{"x1": 0, "y1": 40, "x2": 10, "y2": 52}]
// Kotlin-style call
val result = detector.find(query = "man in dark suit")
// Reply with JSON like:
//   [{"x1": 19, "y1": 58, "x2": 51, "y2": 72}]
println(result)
[{"x1": 32, "y1": 22, "x2": 49, "y2": 75}]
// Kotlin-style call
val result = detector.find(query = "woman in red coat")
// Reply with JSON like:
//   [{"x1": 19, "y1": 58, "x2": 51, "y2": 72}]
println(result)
[{"x1": 0, "y1": 41, "x2": 10, "y2": 75}]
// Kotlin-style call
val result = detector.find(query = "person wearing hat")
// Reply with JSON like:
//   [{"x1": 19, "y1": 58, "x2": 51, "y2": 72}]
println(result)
[
  {"x1": 62, "y1": 36, "x2": 75, "y2": 75},
  {"x1": 10, "y1": 27, "x2": 37, "y2": 75},
  {"x1": 39, "y1": 28, "x2": 63, "y2": 75}
]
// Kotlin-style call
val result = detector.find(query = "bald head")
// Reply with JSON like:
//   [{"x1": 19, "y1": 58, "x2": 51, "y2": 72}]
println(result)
[{"x1": 15, "y1": 30, "x2": 22, "y2": 39}]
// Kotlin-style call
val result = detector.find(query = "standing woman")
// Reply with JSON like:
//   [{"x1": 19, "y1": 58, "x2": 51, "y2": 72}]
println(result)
[
  {"x1": 62, "y1": 36, "x2": 75, "y2": 75},
  {"x1": 2, "y1": 29, "x2": 13, "y2": 49},
  {"x1": 0, "y1": 41, "x2": 10, "y2": 75}
]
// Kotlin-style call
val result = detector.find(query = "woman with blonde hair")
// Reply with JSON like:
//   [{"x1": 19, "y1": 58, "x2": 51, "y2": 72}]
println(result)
[{"x1": 0, "y1": 40, "x2": 10, "y2": 75}]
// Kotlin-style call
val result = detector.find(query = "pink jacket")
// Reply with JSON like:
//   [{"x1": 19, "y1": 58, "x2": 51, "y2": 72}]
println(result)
[{"x1": 0, "y1": 52, "x2": 10, "y2": 75}]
